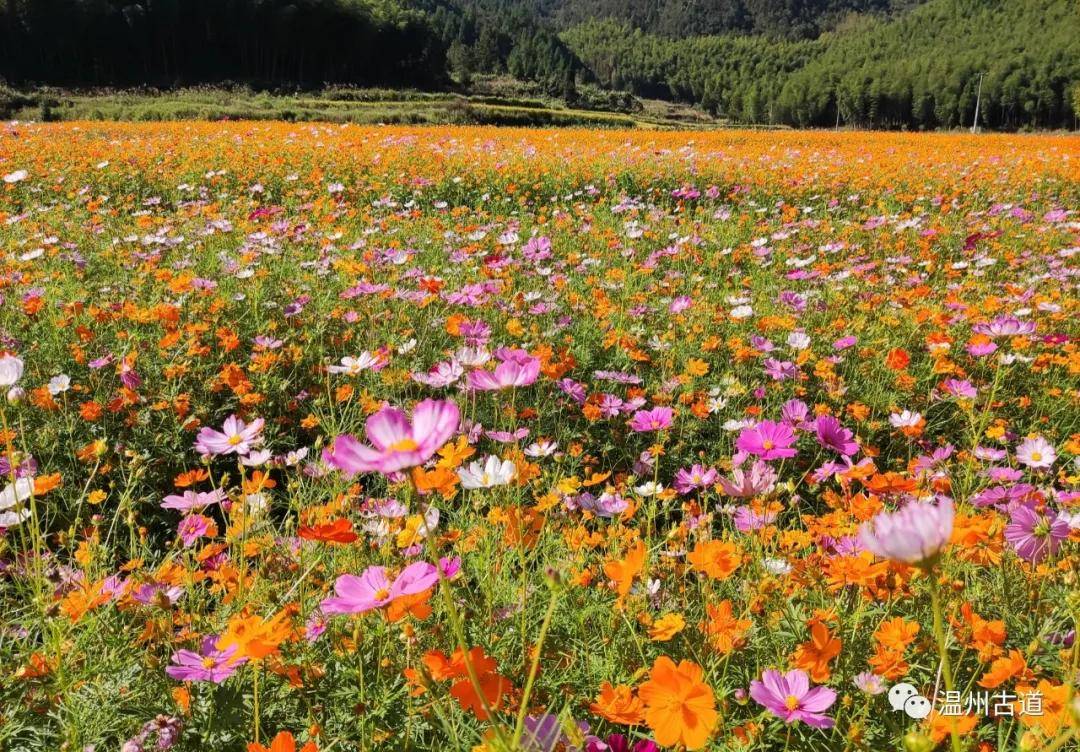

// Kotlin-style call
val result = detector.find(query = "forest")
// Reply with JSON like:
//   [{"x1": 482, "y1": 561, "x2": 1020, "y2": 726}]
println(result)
[{"x1": 0, "y1": 0, "x2": 1077, "y2": 129}]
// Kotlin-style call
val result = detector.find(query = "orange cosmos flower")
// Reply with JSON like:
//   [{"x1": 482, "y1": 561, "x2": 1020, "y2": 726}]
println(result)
[
  {"x1": 925, "y1": 711, "x2": 979, "y2": 745},
  {"x1": 218, "y1": 611, "x2": 292, "y2": 661},
  {"x1": 603, "y1": 539, "x2": 646, "y2": 597},
  {"x1": 884, "y1": 348, "x2": 910, "y2": 370},
  {"x1": 637, "y1": 656, "x2": 717, "y2": 751},
  {"x1": 647, "y1": 613, "x2": 686, "y2": 641},
  {"x1": 1016, "y1": 680, "x2": 1071, "y2": 737},
  {"x1": 297, "y1": 518, "x2": 357, "y2": 544},
  {"x1": 792, "y1": 619, "x2": 842, "y2": 682},
  {"x1": 977, "y1": 649, "x2": 1033, "y2": 689},
  {"x1": 247, "y1": 731, "x2": 317, "y2": 752},
  {"x1": 422, "y1": 647, "x2": 514, "y2": 721},
  {"x1": 590, "y1": 682, "x2": 645, "y2": 725},
  {"x1": 701, "y1": 600, "x2": 751, "y2": 655},
  {"x1": 686, "y1": 539, "x2": 742, "y2": 581}
]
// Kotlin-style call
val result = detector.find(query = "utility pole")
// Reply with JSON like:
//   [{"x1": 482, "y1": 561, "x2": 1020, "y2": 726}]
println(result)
[{"x1": 971, "y1": 72, "x2": 984, "y2": 133}]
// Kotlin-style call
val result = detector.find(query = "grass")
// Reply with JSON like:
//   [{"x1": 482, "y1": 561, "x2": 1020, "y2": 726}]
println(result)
[{"x1": 0, "y1": 84, "x2": 728, "y2": 129}]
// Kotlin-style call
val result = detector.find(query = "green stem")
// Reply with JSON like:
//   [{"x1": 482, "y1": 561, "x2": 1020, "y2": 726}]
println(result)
[
  {"x1": 928, "y1": 574, "x2": 962, "y2": 752},
  {"x1": 252, "y1": 662, "x2": 261, "y2": 744},
  {"x1": 513, "y1": 586, "x2": 559, "y2": 746}
]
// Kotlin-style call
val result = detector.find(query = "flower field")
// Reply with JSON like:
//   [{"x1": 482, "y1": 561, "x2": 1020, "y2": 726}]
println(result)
[{"x1": 0, "y1": 123, "x2": 1078, "y2": 752}]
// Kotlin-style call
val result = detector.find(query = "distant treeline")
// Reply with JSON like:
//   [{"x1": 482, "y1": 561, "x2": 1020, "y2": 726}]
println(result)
[
  {"x1": 0, "y1": 0, "x2": 580, "y2": 94},
  {"x1": 563, "y1": 0, "x2": 1080, "y2": 130},
  {"x1": 1, "y1": 0, "x2": 1078, "y2": 130}
]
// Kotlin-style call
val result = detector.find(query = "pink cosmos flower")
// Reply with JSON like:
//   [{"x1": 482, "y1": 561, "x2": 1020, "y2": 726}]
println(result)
[
  {"x1": 966, "y1": 340, "x2": 997, "y2": 357},
  {"x1": 320, "y1": 561, "x2": 439, "y2": 615},
  {"x1": 627, "y1": 406, "x2": 674, "y2": 433},
  {"x1": 973, "y1": 316, "x2": 1036, "y2": 338},
  {"x1": 733, "y1": 506, "x2": 777, "y2": 532},
  {"x1": 1015, "y1": 436, "x2": 1056, "y2": 469},
  {"x1": 673, "y1": 464, "x2": 719, "y2": 495},
  {"x1": 411, "y1": 359, "x2": 464, "y2": 388},
  {"x1": 177, "y1": 515, "x2": 211, "y2": 547},
  {"x1": 1004, "y1": 504, "x2": 1070, "y2": 563},
  {"x1": 814, "y1": 415, "x2": 858, "y2": 456},
  {"x1": 859, "y1": 497, "x2": 954, "y2": 566},
  {"x1": 322, "y1": 399, "x2": 459, "y2": 475},
  {"x1": 941, "y1": 379, "x2": 977, "y2": 399},
  {"x1": 736, "y1": 420, "x2": 797, "y2": 460},
  {"x1": 466, "y1": 356, "x2": 540, "y2": 391},
  {"x1": 852, "y1": 672, "x2": 886, "y2": 695},
  {"x1": 167, "y1": 641, "x2": 244, "y2": 683},
  {"x1": 166, "y1": 638, "x2": 246, "y2": 683},
  {"x1": 750, "y1": 668, "x2": 837, "y2": 728},
  {"x1": 194, "y1": 415, "x2": 265, "y2": 457},
  {"x1": 718, "y1": 459, "x2": 778, "y2": 497},
  {"x1": 160, "y1": 488, "x2": 227, "y2": 511}
]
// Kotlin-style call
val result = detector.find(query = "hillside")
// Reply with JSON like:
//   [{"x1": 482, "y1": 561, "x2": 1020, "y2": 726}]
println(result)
[
  {"x1": 0, "y1": 0, "x2": 1076, "y2": 129},
  {"x1": 562, "y1": 0, "x2": 1080, "y2": 129}
]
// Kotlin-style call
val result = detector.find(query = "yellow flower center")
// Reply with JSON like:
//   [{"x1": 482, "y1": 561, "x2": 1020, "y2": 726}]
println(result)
[
  {"x1": 388, "y1": 438, "x2": 419, "y2": 453},
  {"x1": 763, "y1": 440, "x2": 775, "y2": 450},
  {"x1": 374, "y1": 588, "x2": 391, "y2": 601},
  {"x1": 228, "y1": 435, "x2": 243, "y2": 446},
  {"x1": 785, "y1": 695, "x2": 800, "y2": 711},
  {"x1": 202, "y1": 656, "x2": 216, "y2": 669},
  {"x1": 1030, "y1": 451, "x2": 1042, "y2": 462}
]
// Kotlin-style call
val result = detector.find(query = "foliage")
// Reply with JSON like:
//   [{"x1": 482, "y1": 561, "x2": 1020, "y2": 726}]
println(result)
[{"x1": 562, "y1": 0, "x2": 1080, "y2": 129}]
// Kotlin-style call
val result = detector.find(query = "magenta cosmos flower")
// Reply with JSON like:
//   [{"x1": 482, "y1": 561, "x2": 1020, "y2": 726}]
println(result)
[
  {"x1": 859, "y1": 497, "x2": 954, "y2": 566},
  {"x1": 466, "y1": 355, "x2": 540, "y2": 391},
  {"x1": 322, "y1": 399, "x2": 459, "y2": 475},
  {"x1": 627, "y1": 406, "x2": 674, "y2": 433},
  {"x1": 736, "y1": 420, "x2": 797, "y2": 460},
  {"x1": 814, "y1": 415, "x2": 858, "y2": 456},
  {"x1": 320, "y1": 561, "x2": 439, "y2": 615},
  {"x1": 194, "y1": 415, "x2": 265, "y2": 457},
  {"x1": 1004, "y1": 504, "x2": 1070, "y2": 564},
  {"x1": 750, "y1": 668, "x2": 837, "y2": 728},
  {"x1": 165, "y1": 638, "x2": 246, "y2": 683}
]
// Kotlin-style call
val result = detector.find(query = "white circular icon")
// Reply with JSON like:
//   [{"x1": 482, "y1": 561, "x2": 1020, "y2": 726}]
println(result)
[
  {"x1": 888, "y1": 683, "x2": 919, "y2": 711},
  {"x1": 903, "y1": 694, "x2": 933, "y2": 720}
]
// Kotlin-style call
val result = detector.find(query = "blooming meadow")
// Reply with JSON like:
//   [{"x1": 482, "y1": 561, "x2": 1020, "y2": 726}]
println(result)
[{"x1": 0, "y1": 123, "x2": 1078, "y2": 752}]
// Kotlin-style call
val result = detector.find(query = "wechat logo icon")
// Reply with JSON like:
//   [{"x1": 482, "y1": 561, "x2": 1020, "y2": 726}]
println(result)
[{"x1": 888, "y1": 682, "x2": 933, "y2": 720}]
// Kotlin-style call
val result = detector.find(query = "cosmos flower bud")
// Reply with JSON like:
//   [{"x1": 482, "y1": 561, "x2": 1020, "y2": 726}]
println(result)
[{"x1": 902, "y1": 732, "x2": 935, "y2": 752}]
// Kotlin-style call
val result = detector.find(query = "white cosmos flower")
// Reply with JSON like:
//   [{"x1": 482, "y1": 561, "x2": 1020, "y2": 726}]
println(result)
[
  {"x1": 0, "y1": 477, "x2": 34, "y2": 510},
  {"x1": 48, "y1": 374, "x2": 70, "y2": 396},
  {"x1": 241, "y1": 449, "x2": 273, "y2": 467},
  {"x1": 523, "y1": 439, "x2": 558, "y2": 458},
  {"x1": 327, "y1": 352, "x2": 383, "y2": 376},
  {"x1": 888, "y1": 410, "x2": 923, "y2": 428},
  {"x1": 3, "y1": 170, "x2": 28, "y2": 184},
  {"x1": 730, "y1": 305, "x2": 754, "y2": 319},
  {"x1": 634, "y1": 481, "x2": 664, "y2": 497},
  {"x1": 458, "y1": 456, "x2": 517, "y2": 490},
  {"x1": 787, "y1": 331, "x2": 811, "y2": 350},
  {"x1": 455, "y1": 347, "x2": 490, "y2": 367},
  {"x1": 0, "y1": 508, "x2": 31, "y2": 527},
  {"x1": 0, "y1": 355, "x2": 24, "y2": 387},
  {"x1": 762, "y1": 558, "x2": 792, "y2": 575},
  {"x1": 706, "y1": 396, "x2": 728, "y2": 414}
]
